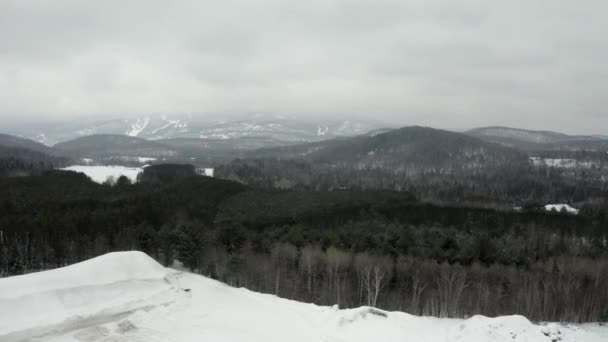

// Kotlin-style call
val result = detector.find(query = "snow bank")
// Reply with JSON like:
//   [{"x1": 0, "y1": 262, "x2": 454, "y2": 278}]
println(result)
[
  {"x1": 448, "y1": 315, "x2": 543, "y2": 341},
  {"x1": 0, "y1": 252, "x2": 173, "y2": 339},
  {"x1": 322, "y1": 309, "x2": 548, "y2": 342},
  {"x1": 61, "y1": 165, "x2": 144, "y2": 184},
  {"x1": 545, "y1": 204, "x2": 580, "y2": 214},
  {"x1": 2, "y1": 252, "x2": 607, "y2": 342},
  {"x1": 0, "y1": 252, "x2": 166, "y2": 299}
]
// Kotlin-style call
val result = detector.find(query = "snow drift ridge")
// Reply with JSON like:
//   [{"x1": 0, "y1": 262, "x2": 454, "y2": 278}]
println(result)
[{"x1": 0, "y1": 252, "x2": 174, "y2": 339}]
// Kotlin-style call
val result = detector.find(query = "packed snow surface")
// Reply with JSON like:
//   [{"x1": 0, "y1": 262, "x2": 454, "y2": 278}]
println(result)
[
  {"x1": 61, "y1": 165, "x2": 144, "y2": 184},
  {"x1": 0, "y1": 252, "x2": 170, "y2": 340},
  {"x1": 1, "y1": 252, "x2": 606, "y2": 342}
]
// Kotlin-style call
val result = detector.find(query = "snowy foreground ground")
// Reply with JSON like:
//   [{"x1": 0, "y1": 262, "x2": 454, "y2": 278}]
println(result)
[{"x1": 1, "y1": 252, "x2": 606, "y2": 342}]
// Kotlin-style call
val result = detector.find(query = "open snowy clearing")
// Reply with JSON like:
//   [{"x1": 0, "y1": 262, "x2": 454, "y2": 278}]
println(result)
[
  {"x1": 60, "y1": 165, "x2": 144, "y2": 184},
  {"x1": 1, "y1": 252, "x2": 606, "y2": 342}
]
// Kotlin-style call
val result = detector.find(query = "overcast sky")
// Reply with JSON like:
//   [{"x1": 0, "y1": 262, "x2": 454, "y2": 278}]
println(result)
[{"x1": 1, "y1": 1, "x2": 607, "y2": 133}]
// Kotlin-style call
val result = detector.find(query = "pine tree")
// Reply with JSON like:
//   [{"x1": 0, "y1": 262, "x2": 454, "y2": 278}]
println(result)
[{"x1": 175, "y1": 225, "x2": 205, "y2": 271}]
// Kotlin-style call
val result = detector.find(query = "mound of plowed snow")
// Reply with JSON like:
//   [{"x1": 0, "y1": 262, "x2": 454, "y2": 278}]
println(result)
[
  {"x1": 2, "y1": 252, "x2": 607, "y2": 342},
  {"x1": 0, "y1": 252, "x2": 174, "y2": 340}
]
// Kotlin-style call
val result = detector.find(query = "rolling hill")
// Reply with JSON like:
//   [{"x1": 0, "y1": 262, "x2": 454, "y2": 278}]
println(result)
[
  {"x1": 5, "y1": 115, "x2": 387, "y2": 145},
  {"x1": 0, "y1": 133, "x2": 60, "y2": 155},
  {"x1": 468, "y1": 126, "x2": 608, "y2": 151},
  {"x1": 0, "y1": 133, "x2": 70, "y2": 176},
  {"x1": 249, "y1": 126, "x2": 527, "y2": 173}
]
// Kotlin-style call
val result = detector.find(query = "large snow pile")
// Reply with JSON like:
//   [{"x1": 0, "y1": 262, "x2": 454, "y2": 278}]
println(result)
[
  {"x1": 1, "y1": 252, "x2": 606, "y2": 342},
  {"x1": 0, "y1": 252, "x2": 173, "y2": 341},
  {"x1": 61, "y1": 165, "x2": 144, "y2": 184},
  {"x1": 545, "y1": 204, "x2": 580, "y2": 214}
]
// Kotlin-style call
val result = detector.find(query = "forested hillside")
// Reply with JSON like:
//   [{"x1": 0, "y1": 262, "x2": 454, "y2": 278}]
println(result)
[
  {"x1": 469, "y1": 126, "x2": 608, "y2": 151},
  {"x1": 216, "y1": 127, "x2": 608, "y2": 206},
  {"x1": 0, "y1": 134, "x2": 69, "y2": 177},
  {"x1": 0, "y1": 133, "x2": 58, "y2": 155},
  {"x1": 1, "y1": 169, "x2": 607, "y2": 322},
  {"x1": 249, "y1": 126, "x2": 527, "y2": 172},
  {"x1": 0, "y1": 147, "x2": 69, "y2": 177},
  {"x1": 217, "y1": 158, "x2": 608, "y2": 205}
]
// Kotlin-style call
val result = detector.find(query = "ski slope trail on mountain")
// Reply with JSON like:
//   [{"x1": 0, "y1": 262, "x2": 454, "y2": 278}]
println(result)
[{"x1": 1, "y1": 252, "x2": 606, "y2": 342}]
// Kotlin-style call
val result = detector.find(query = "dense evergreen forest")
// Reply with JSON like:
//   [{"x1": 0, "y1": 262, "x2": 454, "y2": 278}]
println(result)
[
  {"x1": 0, "y1": 146, "x2": 68, "y2": 177},
  {"x1": 1, "y1": 166, "x2": 607, "y2": 323},
  {"x1": 216, "y1": 158, "x2": 608, "y2": 205}
]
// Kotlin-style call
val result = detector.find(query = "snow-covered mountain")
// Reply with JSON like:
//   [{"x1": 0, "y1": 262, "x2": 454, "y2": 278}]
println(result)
[
  {"x1": 1, "y1": 252, "x2": 606, "y2": 342},
  {"x1": 6, "y1": 115, "x2": 387, "y2": 146}
]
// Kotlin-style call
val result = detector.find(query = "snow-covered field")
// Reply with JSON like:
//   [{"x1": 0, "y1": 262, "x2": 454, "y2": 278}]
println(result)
[
  {"x1": 61, "y1": 165, "x2": 144, "y2": 184},
  {"x1": 1, "y1": 252, "x2": 606, "y2": 342}
]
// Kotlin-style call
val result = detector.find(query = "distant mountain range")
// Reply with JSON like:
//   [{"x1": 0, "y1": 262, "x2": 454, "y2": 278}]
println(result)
[
  {"x1": 5, "y1": 114, "x2": 387, "y2": 146},
  {"x1": 1, "y1": 124, "x2": 607, "y2": 171},
  {"x1": 467, "y1": 126, "x2": 608, "y2": 151}
]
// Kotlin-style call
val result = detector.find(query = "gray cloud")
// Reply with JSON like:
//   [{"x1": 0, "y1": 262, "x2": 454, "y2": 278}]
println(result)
[{"x1": 1, "y1": 0, "x2": 607, "y2": 133}]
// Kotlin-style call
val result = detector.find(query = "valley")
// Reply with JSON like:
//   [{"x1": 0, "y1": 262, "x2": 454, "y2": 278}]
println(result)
[
  {"x1": 1, "y1": 123, "x2": 608, "y2": 338},
  {"x1": 4, "y1": 2, "x2": 608, "y2": 340}
]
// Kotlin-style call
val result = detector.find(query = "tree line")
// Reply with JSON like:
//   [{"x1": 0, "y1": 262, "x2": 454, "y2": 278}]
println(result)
[
  {"x1": 0, "y1": 146, "x2": 68, "y2": 177},
  {"x1": 216, "y1": 158, "x2": 608, "y2": 206}
]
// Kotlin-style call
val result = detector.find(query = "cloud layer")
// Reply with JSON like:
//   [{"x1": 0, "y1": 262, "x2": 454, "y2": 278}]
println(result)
[{"x1": 1, "y1": 0, "x2": 607, "y2": 133}]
